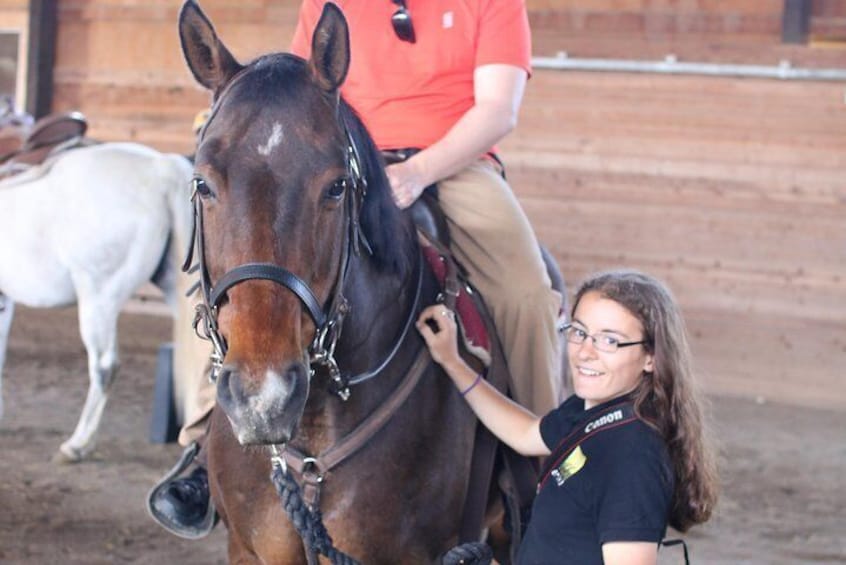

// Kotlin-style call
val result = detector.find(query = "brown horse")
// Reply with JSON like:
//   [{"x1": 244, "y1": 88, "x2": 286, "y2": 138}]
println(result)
[{"x1": 178, "y1": 1, "x2": 515, "y2": 563}]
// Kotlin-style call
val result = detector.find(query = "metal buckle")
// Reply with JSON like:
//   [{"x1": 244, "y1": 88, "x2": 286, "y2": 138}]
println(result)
[
  {"x1": 301, "y1": 457, "x2": 324, "y2": 484},
  {"x1": 270, "y1": 444, "x2": 288, "y2": 474}
]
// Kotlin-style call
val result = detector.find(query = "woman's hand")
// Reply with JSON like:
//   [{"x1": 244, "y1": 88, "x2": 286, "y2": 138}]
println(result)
[
  {"x1": 416, "y1": 304, "x2": 463, "y2": 370},
  {"x1": 417, "y1": 304, "x2": 549, "y2": 456}
]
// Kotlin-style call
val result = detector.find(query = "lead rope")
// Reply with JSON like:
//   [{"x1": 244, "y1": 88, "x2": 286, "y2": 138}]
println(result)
[
  {"x1": 441, "y1": 543, "x2": 492, "y2": 565},
  {"x1": 270, "y1": 454, "x2": 492, "y2": 565},
  {"x1": 269, "y1": 459, "x2": 362, "y2": 565}
]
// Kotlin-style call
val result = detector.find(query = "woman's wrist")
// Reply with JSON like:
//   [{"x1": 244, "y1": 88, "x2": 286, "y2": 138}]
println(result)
[
  {"x1": 442, "y1": 358, "x2": 472, "y2": 380},
  {"x1": 459, "y1": 371, "x2": 484, "y2": 397},
  {"x1": 443, "y1": 361, "x2": 483, "y2": 394}
]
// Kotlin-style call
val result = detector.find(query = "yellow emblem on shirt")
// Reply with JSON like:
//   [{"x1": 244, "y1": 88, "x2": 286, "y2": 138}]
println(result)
[{"x1": 551, "y1": 445, "x2": 587, "y2": 486}]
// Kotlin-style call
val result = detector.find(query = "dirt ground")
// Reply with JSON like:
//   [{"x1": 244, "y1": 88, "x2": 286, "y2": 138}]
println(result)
[{"x1": 0, "y1": 305, "x2": 844, "y2": 564}]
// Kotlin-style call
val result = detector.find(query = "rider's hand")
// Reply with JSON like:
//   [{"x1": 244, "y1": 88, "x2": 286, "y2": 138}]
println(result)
[{"x1": 386, "y1": 157, "x2": 428, "y2": 209}]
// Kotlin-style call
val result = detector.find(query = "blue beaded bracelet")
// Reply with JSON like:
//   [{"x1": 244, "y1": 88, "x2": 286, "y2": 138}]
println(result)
[{"x1": 460, "y1": 372, "x2": 483, "y2": 397}]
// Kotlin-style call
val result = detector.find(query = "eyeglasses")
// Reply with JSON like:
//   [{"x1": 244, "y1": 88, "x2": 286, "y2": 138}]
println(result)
[
  {"x1": 562, "y1": 324, "x2": 647, "y2": 354},
  {"x1": 391, "y1": 0, "x2": 416, "y2": 43}
]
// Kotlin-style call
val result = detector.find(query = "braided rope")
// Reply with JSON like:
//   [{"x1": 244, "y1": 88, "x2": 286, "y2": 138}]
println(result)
[
  {"x1": 271, "y1": 465, "x2": 494, "y2": 565},
  {"x1": 270, "y1": 465, "x2": 362, "y2": 565},
  {"x1": 441, "y1": 542, "x2": 493, "y2": 565}
]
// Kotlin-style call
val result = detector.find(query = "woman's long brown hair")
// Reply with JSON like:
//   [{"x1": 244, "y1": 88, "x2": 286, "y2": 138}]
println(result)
[{"x1": 573, "y1": 270, "x2": 718, "y2": 532}]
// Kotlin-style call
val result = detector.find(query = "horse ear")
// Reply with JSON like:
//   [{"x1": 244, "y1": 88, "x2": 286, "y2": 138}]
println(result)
[
  {"x1": 308, "y1": 2, "x2": 350, "y2": 93},
  {"x1": 178, "y1": 0, "x2": 243, "y2": 93}
]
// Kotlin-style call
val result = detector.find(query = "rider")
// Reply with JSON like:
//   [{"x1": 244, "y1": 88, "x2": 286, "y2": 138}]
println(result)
[{"x1": 149, "y1": 0, "x2": 564, "y2": 537}]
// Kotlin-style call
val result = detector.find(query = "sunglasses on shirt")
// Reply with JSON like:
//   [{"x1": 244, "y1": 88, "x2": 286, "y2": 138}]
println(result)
[{"x1": 391, "y1": 0, "x2": 416, "y2": 43}]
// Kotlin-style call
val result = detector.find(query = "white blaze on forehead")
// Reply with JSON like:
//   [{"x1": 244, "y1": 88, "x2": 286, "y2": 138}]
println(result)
[{"x1": 257, "y1": 122, "x2": 284, "y2": 156}]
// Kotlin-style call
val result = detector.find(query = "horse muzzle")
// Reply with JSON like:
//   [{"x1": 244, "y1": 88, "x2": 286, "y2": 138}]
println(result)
[{"x1": 216, "y1": 361, "x2": 310, "y2": 445}]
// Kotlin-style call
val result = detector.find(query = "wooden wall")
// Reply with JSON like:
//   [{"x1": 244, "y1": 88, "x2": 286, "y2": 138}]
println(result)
[
  {"x1": 502, "y1": 71, "x2": 845, "y2": 410},
  {"x1": 0, "y1": 0, "x2": 30, "y2": 109},
  {"x1": 43, "y1": 0, "x2": 846, "y2": 409},
  {"x1": 50, "y1": 0, "x2": 846, "y2": 152},
  {"x1": 528, "y1": 0, "x2": 846, "y2": 66},
  {"x1": 811, "y1": 0, "x2": 846, "y2": 40},
  {"x1": 515, "y1": 3, "x2": 846, "y2": 411},
  {"x1": 52, "y1": 0, "x2": 301, "y2": 153}
]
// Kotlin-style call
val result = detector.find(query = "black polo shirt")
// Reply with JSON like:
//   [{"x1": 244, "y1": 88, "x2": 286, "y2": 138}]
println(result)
[{"x1": 516, "y1": 394, "x2": 673, "y2": 565}]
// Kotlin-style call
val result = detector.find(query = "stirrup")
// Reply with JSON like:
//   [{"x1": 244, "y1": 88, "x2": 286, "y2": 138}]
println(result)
[{"x1": 146, "y1": 441, "x2": 218, "y2": 539}]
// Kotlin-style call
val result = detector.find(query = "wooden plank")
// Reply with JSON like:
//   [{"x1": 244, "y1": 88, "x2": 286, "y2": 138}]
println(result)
[{"x1": 527, "y1": 0, "x2": 782, "y2": 15}]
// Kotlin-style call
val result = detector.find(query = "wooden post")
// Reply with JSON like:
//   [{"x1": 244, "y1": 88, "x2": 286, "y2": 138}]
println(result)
[
  {"x1": 150, "y1": 342, "x2": 180, "y2": 444},
  {"x1": 26, "y1": 0, "x2": 57, "y2": 118},
  {"x1": 782, "y1": 0, "x2": 811, "y2": 44}
]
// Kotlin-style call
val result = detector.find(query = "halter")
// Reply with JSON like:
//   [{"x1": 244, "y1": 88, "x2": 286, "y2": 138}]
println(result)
[{"x1": 183, "y1": 77, "x2": 421, "y2": 400}]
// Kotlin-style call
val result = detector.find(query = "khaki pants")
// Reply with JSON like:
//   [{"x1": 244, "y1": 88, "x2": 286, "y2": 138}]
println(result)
[
  {"x1": 437, "y1": 159, "x2": 563, "y2": 415},
  {"x1": 172, "y1": 158, "x2": 563, "y2": 445},
  {"x1": 173, "y1": 269, "x2": 215, "y2": 447}
]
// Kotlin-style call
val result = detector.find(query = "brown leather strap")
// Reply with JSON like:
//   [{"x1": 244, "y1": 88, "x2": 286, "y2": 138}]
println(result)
[
  {"x1": 498, "y1": 445, "x2": 539, "y2": 561},
  {"x1": 458, "y1": 296, "x2": 511, "y2": 543},
  {"x1": 417, "y1": 230, "x2": 461, "y2": 310},
  {"x1": 282, "y1": 235, "x2": 464, "y2": 509},
  {"x1": 414, "y1": 228, "x2": 507, "y2": 544},
  {"x1": 459, "y1": 423, "x2": 499, "y2": 543},
  {"x1": 284, "y1": 343, "x2": 431, "y2": 508}
]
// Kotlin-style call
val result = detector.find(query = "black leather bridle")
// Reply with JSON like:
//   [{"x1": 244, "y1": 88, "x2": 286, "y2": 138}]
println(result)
[{"x1": 182, "y1": 89, "x2": 422, "y2": 400}]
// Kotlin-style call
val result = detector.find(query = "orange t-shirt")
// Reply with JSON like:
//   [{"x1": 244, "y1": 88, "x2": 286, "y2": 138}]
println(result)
[{"x1": 290, "y1": 0, "x2": 531, "y2": 150}]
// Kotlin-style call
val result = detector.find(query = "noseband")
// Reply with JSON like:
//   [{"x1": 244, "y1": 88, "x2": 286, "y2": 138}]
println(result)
[{"x1": 182, "y1": 76, "x2": 421, "y2": 401}]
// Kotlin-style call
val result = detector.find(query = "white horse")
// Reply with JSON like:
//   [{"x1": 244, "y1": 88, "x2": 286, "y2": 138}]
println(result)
[{"x1": 0, "y1": 141, "x2": 193, "y2": 461}]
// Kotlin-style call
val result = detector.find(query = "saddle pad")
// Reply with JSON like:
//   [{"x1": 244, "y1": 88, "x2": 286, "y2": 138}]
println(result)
[{"x1": 422, "y1": 244, "x2": 491, "y2": 367}]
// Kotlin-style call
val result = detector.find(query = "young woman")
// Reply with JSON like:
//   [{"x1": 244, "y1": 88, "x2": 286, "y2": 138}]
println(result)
[{"x1": 417, "y1": 269, "x2": 718, "y2": 564}]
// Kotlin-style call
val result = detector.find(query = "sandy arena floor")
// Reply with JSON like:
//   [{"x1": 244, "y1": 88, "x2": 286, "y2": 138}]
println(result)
[{"x1": 0, "y1": 305, "x2": 843, "y2": 564}]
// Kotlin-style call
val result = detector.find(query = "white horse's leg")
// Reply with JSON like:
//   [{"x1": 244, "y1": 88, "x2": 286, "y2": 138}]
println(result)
[
  {"x1": 57, "y1": 295, "x2": 121, "y2": 463},
  {"x1": 0, "y1": 295, "x2": 14, "y2": 421}
]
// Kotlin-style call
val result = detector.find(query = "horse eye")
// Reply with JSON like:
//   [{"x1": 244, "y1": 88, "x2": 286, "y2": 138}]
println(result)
[
  {"x1": 324, "y1": 178, "x2": 347, "y2": 201},
  {"x1": 193, "y1": 177, "x2": 212, "y2": 197}
]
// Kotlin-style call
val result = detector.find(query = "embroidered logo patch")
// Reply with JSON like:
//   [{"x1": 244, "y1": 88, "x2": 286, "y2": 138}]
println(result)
[
  {"x1": 442, "y1": 11, "x2": 453, "y2": 29},
  {"x1": 551, "y1": 445, "x2": 586, "y2": 486}
]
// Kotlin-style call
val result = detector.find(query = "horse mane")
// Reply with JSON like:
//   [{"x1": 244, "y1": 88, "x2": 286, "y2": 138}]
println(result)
[{"x1": 338, "y1": 101, "x2": 415, "y2": 280}]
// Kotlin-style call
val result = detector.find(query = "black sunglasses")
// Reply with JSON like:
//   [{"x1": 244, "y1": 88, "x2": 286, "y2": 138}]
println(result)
[{"x1": 391, "y1": 0, "x2": 416, "y2": 43}]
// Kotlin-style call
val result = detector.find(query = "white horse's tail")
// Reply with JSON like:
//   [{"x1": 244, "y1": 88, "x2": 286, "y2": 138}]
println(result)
[{"x1": 149, "y1": 153, "x2": 194, "y2": 311}]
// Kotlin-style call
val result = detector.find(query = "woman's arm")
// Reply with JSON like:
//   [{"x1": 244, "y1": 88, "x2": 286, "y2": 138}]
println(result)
[
  {"x1": 416, "y1": 305, "x2": 550, "y2": 457},
  {"x1": 602, "y1": 541, "x2": 658, "y2": 565}
]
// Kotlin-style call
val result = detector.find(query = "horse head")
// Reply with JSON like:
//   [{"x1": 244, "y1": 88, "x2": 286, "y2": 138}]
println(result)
[{"x1": 178, "y1": 1, "x2": 411, "y2": 446}]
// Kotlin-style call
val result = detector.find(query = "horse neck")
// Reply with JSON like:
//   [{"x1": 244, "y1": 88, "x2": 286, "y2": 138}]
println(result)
[
  {"x1": 297, "y1": 232, "x2": 437, "y2": 440},
  {"x1": 335, "y1": 234, "x2": 427, "y2": 379}
]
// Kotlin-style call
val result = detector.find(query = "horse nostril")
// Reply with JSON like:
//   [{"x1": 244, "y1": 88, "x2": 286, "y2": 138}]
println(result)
[
  {"x1": 216, "y1": 365, "x2": 242, "y2": 404},
  {"x1": 285, "y1": 362, "x2": 308, "y2": 382},
  {"x1": 217, "y1": 366, "x2": 231, "y2": 385}
]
